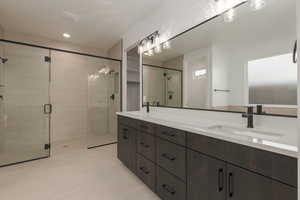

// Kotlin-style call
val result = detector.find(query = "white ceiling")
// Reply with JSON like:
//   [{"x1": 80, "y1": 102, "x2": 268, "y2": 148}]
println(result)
[{"x1": 0, "y1": 0, "x2": 162, "y2": 50}]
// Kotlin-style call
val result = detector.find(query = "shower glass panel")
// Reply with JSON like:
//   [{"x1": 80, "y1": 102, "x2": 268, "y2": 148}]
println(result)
[
  {"x1": 0, "y1": 42, "x2": 50, "y2": 166},
  {"x1": 143, "y1": 65, "x2": 182, "y2": 107},
  {"x1": 87, "y1": 58, "x2": 120, "y2": 148}
]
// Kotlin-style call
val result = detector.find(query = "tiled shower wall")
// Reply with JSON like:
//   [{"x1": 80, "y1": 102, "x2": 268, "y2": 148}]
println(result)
[{"x1": 50, "y1": 51, "x2": 120, "y2": 144}]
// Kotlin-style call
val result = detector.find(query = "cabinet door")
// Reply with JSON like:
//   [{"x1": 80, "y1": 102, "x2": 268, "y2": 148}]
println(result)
[
  {"x1": 227, "y1": 164, "x2": 297, "y2": 200},
  {"x1": 117, "y1": 124, "x2": 128, "y2": 164},
  {"x1": 118, "y1": 124, "x2": 137, "y2": 173},
  {"x1": 187, "y1": 149, "x2": 226, "y2": 200}
]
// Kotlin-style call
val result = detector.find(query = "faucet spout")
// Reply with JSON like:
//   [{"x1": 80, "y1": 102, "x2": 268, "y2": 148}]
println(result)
[
  {"x1": 146, "y1": 102, "x2": 150, "y2": 113},
  {"x1": 242, "y1": 106, "x2": 254, "y2": 128}
]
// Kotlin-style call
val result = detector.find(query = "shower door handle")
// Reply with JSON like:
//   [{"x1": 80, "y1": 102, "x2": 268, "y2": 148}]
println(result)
[
  {"x1": 293, "y1": 40, "x2": 297, "y2": 63},
  {"x1": 43, "y1": 104, "x2": 52, "y2": 114}
]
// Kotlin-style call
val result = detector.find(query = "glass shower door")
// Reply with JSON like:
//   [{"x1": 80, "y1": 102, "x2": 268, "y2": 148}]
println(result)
[
  {"x1": 0, "y1": 42, "x2": 50, "y2": 166},
  {"x1": 87, "y1": 59, "x2": 120, "y2": 148}
]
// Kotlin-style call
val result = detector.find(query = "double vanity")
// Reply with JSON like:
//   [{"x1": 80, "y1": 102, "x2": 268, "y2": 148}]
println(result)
[{"x1": 117, "y1": 110, "x2": 297, "y2": 200}]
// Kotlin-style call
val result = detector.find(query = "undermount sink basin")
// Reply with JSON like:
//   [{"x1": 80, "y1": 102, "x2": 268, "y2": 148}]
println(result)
[{"x1": 207, "y1": 125, "x2": 283, "y2": 140}]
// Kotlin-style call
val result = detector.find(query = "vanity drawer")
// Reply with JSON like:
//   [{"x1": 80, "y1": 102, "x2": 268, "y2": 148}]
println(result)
[
  {"x1": 137, "y1": 131, "x2": 155, "y2": 162},
  {"x1": 156, "y1": 138, "x2": 186, "y2": 181},
  {"x1": 225, "y1": 141, "x2": 297, "y2": 187},
  {"x1": 138, "y1": 120, "x2": 155, "y2": 135},
  {"x1": 137, "y1": 154, "x2": 156, "y2": 191},
  {"x1": 187, "y1": 132, "x2": 227, "y2": 161},
  {"x1": 156, "y1": 125, "x2": 186, "y2": 146},
  {"x1": 156, "y1": 166, "x2": 186, "y2": 200},
  {"x1": 118, "y1": 116, "x2": 139, "y2": 129}
]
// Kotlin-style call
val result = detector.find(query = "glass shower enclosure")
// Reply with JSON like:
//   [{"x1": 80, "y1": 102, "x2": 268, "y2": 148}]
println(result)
[
  {"x1": 0, "y1": 42, "x2": 51, "y2": 167},
  {"x1": 0, "y1": 40, "x2": 121, "y2": 166}
]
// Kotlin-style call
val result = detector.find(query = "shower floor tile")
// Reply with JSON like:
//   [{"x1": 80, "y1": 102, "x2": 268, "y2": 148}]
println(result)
[{"x1": 0, "y1": 143, "x2": 159, "y2": 200}]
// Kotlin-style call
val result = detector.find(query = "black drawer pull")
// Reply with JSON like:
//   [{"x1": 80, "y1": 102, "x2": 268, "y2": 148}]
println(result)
[
  {"x1": 140, "y1": 124, "x2": 149, "y2": 130},
  {"x1": 122, "y1": 128, "x2": 128, "y2": 132},
  {"x1": 161, "y1": 153, "x2": 176, "y2": 161},
  {"x1": 161, "y1": 131, "x2": 176, "y2": 137},
  {"x1": 140, "y1": 142, "x2": 150, "y2": 148},
  {"x1": 139, "y1": 167, "x2": 150, "y2": 174},
  {"x1": 162, "y1": 184, "x2": 176, "y2": 195},
  {"x1": 122, "y1": 132, "x2": 128, "y2": 140},
  {"x1": 218, "y1": 168, "x2": 224, "y2": 192},
  {"x1": 228, "y1": 172, "x2": 234, "y2": 198}
]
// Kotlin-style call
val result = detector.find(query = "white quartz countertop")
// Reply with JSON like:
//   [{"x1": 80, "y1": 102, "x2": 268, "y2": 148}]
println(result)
[{"x1": 117, "y1": 111, "x2": 298, "y2": 158}]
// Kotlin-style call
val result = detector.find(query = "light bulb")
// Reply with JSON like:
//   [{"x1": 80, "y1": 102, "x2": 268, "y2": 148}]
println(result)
[
  {"x1": 250, "y1": 0, "x2": 266, "y2": 11},
  {"x1": 63, "y1": 33, "x2": 71, "y2": 38},
  {"x1": 154, "y1": 44, "x2": 162, "y2": 54},
  {"x1": 162, "y1": 41, "x2": 171, "y2": 49},
  {"x1": 147, "y1": 49, "x2": 154, "y2": 56},
  {"x1": 146, "y1": 40, "x2": 152, "y2": 50},
  {"x1": 138, "y1": 45, "x2": 144, "y2": 54},
  {"x1": 154, "y1": 35, "x2": 160, "y2": 46},
  {"x1": 224, "y1": 8, "x2": 236, "y2": 23}
]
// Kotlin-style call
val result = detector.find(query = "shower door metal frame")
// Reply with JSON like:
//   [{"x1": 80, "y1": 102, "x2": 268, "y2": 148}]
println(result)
[{"x1": 0, "y1": 39, "x2": 123, "y2": 167}]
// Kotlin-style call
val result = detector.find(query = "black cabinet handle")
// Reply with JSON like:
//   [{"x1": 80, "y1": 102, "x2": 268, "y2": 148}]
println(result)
[
  {"x1": 161, "y1": 131, "x2": 176, "y2": 137},
  {"x1": 43, "y1": 104, "x2": 52, "y2": 114},
  {"x1": 123, "y1": 134, "x2": 128, "y2": 140},
  {"x1": 218, "y1": 168, "x2": 224, "y2": 192},
  {"x1": 122, "y1": 128, "x2": 129, "y2": 139},
  {"x1": 140, "y1": 142, "x2": 150, "y2": 148},
  {"x1": 139, "y1": 167, "x2": 150, "y2": 174},
  {"x1": 293, "y1": 40, "x2": 297, "y2": 64},
  {"x1": 162, "y1": 184, "x2": 176, "y2": 195},
  {"x1": 228, "y1": 172, "x2": 234, "y2": 198},
  {"x1": 161, "y1": 153, "x2": 176, "y2": 161}
]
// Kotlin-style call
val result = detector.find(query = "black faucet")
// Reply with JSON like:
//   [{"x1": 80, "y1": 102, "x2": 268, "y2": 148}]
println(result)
[
  {"x1": 242, "y1": 106, "x2": 254, "y2": 128},
  {"x1": 256, "y1": 105, "x2": 266, "y2": 115},
  {"x1": 146, "y1": 102, "x2": 150, "y2": 113}
]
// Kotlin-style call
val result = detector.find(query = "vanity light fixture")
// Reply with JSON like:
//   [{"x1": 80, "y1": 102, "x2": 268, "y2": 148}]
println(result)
[
  {"x1": 224, "y1": 8, "x2": 236, "y2": 23},
  {"x1": 154, "y1": 44, "x2": 162, "y2": 54},
  {"x1": 138, "y1": 31, "x2": 159, "y2": 54},
  {"x1": 162, "y1": 41, "x2": 171, "y2": 49},
  {"x1": 147, "y1": 49, "x2": 154, "y2": 56},
  {"x1": 214, "y1": 0, "x2": 266, "y2": 23},
  {"x1": 250, "y1": 0, "x2": 266, "y2": 11},
  {"x1": 63, "y1": 33, "x2": 71, "y2": 38}
]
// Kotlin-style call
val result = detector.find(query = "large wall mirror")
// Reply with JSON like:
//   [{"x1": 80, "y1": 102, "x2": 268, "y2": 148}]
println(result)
[{"x1": 142, "y1": 0, "x2": 297, "y2": 117}]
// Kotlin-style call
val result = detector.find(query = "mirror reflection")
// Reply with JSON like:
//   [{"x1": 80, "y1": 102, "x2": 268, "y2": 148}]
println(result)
[{"x1": 142, "y1": 0, "x2": 297, "y2": 116}]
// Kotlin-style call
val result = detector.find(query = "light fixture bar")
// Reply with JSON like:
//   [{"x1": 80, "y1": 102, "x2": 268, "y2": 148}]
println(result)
[{"x1": 138, "y1": 31, "x2": 160, "y2": 54}]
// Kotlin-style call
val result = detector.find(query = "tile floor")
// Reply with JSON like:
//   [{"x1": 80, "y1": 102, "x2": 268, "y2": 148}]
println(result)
[{"x1": 0, "y1": 142, "x2": 160, "y2": 200}]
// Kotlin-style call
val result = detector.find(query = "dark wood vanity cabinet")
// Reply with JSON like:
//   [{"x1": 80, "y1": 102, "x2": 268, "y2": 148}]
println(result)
[
  {"x1": 187, "y1": 149, "x2": 227, "y2": 200},
  {"x1": 117, "y1": 122, "x2": 137, "y2": 174},
  {"x1": 117, "y1": 116, "x2": 297, "y2": 200},
  {"x1": 226, "y1": 164, "x2": 297, "y2": 200},
  {"x1": 187, "y1": 149, "x2": 297, "y2": 200}
]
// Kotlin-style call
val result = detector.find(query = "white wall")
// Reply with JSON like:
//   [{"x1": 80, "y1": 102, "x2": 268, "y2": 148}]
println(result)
[
  {"x1": 143, "y1": 65, "x2": 165, "y2": 105},
  {"x1": 183, "y1": 48, "x2": 210, "y2": 108},
  {"x1": 211, "y1": 44, "x2": 230, "y2": 107}
]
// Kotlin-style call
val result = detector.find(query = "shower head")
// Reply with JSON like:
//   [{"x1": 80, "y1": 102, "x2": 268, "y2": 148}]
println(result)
[
  {"x1": 108, "y1": 70, "x2": 116, "y2": 74},
  {"x1": 0, "y1": 57, "x2": 8, "y2": 64}
]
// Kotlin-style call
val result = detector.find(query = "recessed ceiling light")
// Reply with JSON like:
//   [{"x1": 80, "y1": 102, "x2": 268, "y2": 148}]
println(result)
[{"x1": 63, "y1": 33, "x2": 71, "y2": 38}]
